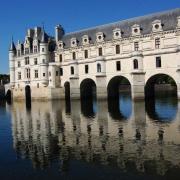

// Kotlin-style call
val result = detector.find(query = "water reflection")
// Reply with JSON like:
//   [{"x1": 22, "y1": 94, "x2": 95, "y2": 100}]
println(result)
[
  {"x1": 10, "y1": 95, "x2": 180, "y2": 178},
  {"x1": 145, "y1": 91, "x2": 178, "y2": 122}
]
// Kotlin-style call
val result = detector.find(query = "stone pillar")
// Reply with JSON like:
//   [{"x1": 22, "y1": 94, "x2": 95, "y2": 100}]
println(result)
[
  {"x1": 70, "y1": 77, "x2": 80, "y2": 99},
  {"x1": 131, "y1": 72, "x2": 145, "y2": 100},
  {"x1": 177, "y1": 70, "x2": 180, "y2": 99},
  {"x1": 96, "y1": 75, "x2": 107, "y2": 100}
]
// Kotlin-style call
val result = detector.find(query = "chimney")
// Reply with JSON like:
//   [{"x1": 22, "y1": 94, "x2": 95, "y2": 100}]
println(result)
[{"x1": 55, "y1": 25, "x2": 65, "y2": 42}]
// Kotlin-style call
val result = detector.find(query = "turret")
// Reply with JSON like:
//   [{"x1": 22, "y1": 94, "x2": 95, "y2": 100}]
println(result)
[
  {"x1": 39, "y1": 28, "x2": 49, "y2": 86},
  {"x1": 9, "y1": 38, "x2": 16, "y2": 87},
  {"x1": 55, "y1": 25, "x2": 65, "y2": 42}
]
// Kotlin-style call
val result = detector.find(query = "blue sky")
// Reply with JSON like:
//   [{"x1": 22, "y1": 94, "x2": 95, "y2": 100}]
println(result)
[{"x1": 0, "y1": 0, "x2": 179, "y2": 74}]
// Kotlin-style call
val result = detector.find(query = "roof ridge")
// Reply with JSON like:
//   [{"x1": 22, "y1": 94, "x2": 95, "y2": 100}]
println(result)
[{"x1": 65, "y1": 8, "x2": 180, "y2": 36}]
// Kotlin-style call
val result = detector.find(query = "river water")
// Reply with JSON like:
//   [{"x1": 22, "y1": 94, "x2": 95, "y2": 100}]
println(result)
[{"x1": 0, "y1": 93, "x2": 180, "y2": 180}]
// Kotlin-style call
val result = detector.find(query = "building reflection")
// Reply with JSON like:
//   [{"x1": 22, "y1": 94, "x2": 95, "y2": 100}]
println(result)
[{"x1": 10, "y1": 97, "x2": 180, "y2": 176}]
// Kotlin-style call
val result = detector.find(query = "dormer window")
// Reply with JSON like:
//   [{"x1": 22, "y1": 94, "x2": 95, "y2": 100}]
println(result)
[
  {"x1": 132, "y1": 24, "x2": 141, "y2": 36},
  {"x1": 82, "y1": 35, "x2": 90, "y2": 45},
  {"x1": 152, "y1": 20, "x2": 163, "y2": 32},
  {"x1": 71, "y1": 38, "x2": 78, "y2": 47},
  {"x1": 58, "y1": 41, "x2": 64, "y2": 49},
  {"x1": 113, "y1": 28, "x2": 121, "y2": 39},
  {"x1": 96, "y1": 32, "x2": 104, "y2": 42},
  {"x1": 25, "y1": 48, "x2": 29, "y2": 55}
]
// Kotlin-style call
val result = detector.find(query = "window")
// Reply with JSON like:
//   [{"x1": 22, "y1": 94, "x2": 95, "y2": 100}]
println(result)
[
  {"x1": 18, "y1": 72, "x2": 21, "y2": 80},
  {"x1": 34, "y1": 58, "x2": 38, "y2": 65},
  {"x1": 72, "y1": 52, "x2": 76, "y2": 60},
  {"x1": 59, "y1": 54, "x2": 63, "y2": 62},
  {"x1": 34, "y1": 46, "x2": 38, "y2": 53},
  {"x1": 156, "y1": 56, "x2": 161, "y2": 68},
  {"x1": 18, "y1": 61, "x2": 21, "y2": 67},
  {"x1": 35, "y1": 70, "x2": 38, "y2": 78},
  {"x1": 49, "y1": 72, "x2": 51, "y2": 76},
  {"x1": 98, "y1": 47, "x2": 103, "y2": 56},
  {"x1": 25, "y1": 48, "x2": 29, "y2": 54},
  {"x1": 71, "y1": 66, "x2": 74, "y2": 75},
  {"x1": 155, "y1": 38, "x2": 160, "y2": 49},
  {"x1": 26, "y1": 69, "x2": 30, "y2": 78},
  {"x1": 37, "y1": 83, "x2": 39, "y2": 88},
  {"x1": 56, "y1": 71, "x2": 59, "y2": 76},
  {"x1": 116, "y1": 61, "x2": 121, "y2": 71},
  {"x1": 43, "y1": 73, "x2": 46, "y2": 77},
  {"x1": 42, "y1": 59, "x2": 45, "y2": 63},
  {"x1": 116, "y1": 45, "x2": 120, "y2": 54},
  {"x1": 84, "y1": 50, "x2": 88, "y2": 59},
  {"x1": 133, "y1": 59, "x2": 138, "y2": 69},
  {"x1": 25, "y1": 57, "x2": 29, "y2": 65},
  {"x1": 60, "y1": 68, "x2": 63, "y2": 76},
  {"x1": 17, "y1": 50, "x2": 21, "y2": 56},
  {"x1": 85, "y1": 65, "x2": 88, "y2": 74},
  {"x1": 97, "y1": 63, "x2": 101, "y2": 72},
  {"x1": 42, "y1": 48, "x2": 45, "y2": 52},
  {"x1": 134, "y1": 42, "x2": 139, "y2": 51}
]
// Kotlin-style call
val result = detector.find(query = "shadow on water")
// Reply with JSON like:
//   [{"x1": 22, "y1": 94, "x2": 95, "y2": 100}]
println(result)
[
  {"x1": 108, "y1": 91, "x2": 132, "y2": 120},
  {"x1": 81, "y1": 97, "x2": 97, "y2": 118}
]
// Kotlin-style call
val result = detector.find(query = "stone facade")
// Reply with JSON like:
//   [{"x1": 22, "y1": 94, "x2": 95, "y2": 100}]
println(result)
[{"x1": 8, "y1": 8, "x2": 180, "y2": 100}]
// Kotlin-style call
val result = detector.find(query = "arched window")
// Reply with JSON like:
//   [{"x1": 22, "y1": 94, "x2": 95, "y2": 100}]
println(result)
[
  {"x1": 97, "y1": 63, "x2": 101, "y2": 72},
  {"x1": 133, "y1": 59, "x2": 138, "y2": 69},
  {"x1": 71, "y1": 66, "x2": 74, "y2": 75}
]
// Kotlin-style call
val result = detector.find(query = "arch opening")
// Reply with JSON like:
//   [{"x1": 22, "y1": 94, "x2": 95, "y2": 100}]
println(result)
[
  {"x1": 64, "y1": 82, "x2": 71, "y2": 114},
  {"x1": 145, "y1": 74, "x2": 177, "y2": 99},
  {"x1": 25, "y1": 85, "x2": 31, "y2": 109},
  {"x1": 107, "y1": 76, "x2": 131, "y2": 99},
  {"x1": 107, "y1": 76, "x2": 132, "y2": 120},
  {"x1": 145, "y1": 74, "x2": 177, "y2": 122},
  {"x1": 80, "y1": 79, "x2": 96, "y2": 100},
  {"x1": 6, "y1": 89, "x2": 12, "y2": 104},
  {"x1": 80, "y1": 79, "x2": 97, "y2": 118}
]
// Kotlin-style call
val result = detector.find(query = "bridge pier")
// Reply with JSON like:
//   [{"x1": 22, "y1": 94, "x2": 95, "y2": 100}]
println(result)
[
  {"x1": 96, "y1": 75, "x2": 107, "y2": 100},
  {"x1": 131, "y1": 72, "x2": 145, "y2": 100},
  {"x1": 70, "y1": 77, "x2": 80, "y2": 99}
]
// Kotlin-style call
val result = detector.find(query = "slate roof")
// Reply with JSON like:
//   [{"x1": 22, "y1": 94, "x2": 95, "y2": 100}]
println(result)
[{"x1": 61, "y1": 8, "x2": 180, "y2": 48}]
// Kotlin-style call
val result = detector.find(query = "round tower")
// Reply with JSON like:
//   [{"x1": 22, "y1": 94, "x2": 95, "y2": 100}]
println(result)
[
  {"x1": 9, "y1": 39, "x2": 16, "y2": 87},
  {"x1": 39, "y1": 28, "x2": 49, "y2": 86}
]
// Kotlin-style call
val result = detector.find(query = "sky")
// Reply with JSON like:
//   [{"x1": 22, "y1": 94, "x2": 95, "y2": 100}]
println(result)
[{"x1": 0, "y1": 0, "x2": 179, "y2": 74}]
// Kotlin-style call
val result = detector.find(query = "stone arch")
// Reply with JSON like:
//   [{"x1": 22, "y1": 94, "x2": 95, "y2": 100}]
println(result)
[
  {"x1": 80, "y1": 78, "x2": 96, "y2": 99},
  {"x1": 107, "y1": 75, "x2": 131, "y2": 98},
  {"x1": 145, "y1": 73, "x2": 177, "y2": 98}
]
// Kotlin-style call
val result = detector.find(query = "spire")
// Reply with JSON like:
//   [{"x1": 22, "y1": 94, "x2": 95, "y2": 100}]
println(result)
[
  {"x1": 9, "y1": 37, "x2": 16, "y2": 51},
  {"x1": 41, "y1": 25, "x2": 48, "y2": 43}
]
